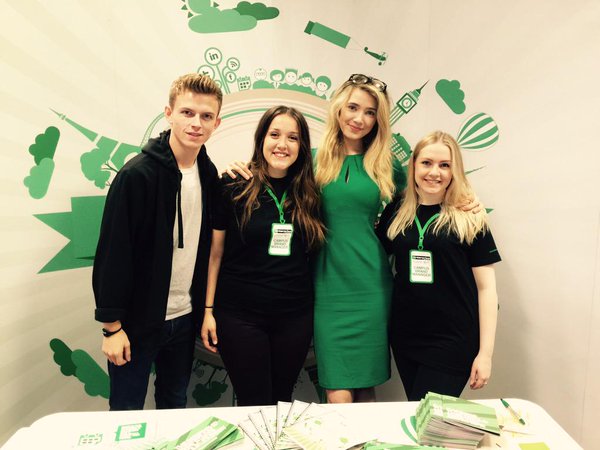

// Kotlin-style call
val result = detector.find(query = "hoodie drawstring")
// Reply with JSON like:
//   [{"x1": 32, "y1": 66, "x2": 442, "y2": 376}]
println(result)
[{"x1": 177, "y1": 183, "x2": 184, "y2": 248}]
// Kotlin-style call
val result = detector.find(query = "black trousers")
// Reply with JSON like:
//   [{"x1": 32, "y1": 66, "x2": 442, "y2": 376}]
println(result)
[
  {"x1": 393, "y1": 351, "x2": 469, "y2": 401},
  {"x1": 215, "y1": 306, "x2": 313, "y2": 406},
  {"x1": 108, "y1": 313, "x2": 195, "y2": 410}
]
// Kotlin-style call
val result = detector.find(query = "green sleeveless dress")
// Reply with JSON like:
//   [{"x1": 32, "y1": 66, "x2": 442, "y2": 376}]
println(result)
[{"x1": 314, "y1": 154, "x2": 405, "y2": 389}]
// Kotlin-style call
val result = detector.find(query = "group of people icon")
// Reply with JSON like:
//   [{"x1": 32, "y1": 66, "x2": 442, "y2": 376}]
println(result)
[{"x1": 252, "y1": 67, "x2": 332, "y2": 98}]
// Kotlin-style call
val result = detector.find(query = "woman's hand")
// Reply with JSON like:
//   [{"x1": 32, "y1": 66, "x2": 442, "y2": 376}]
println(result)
[
  {"x1": 223, "y1": 161, "x2": 252, "y2": 180},
  {"x1": 469, "y1": 352, "x2": 492, "y2": 389},
  {"x1": 200, "y1": 312, "x2": 219, "y2": 353},
  {"x1": 458, "y1": 195, "x2": 484, "y2": 214},
  {"x1": 458, "y1": 196, "x2": 484, "y2": 214}
]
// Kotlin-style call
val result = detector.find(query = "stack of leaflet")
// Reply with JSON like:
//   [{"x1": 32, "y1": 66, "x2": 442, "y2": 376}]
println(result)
[
  {"x1": 238, "y1": 400, "x2": 375, "y2": 450},
  {"x1": 155, "y1": 416, "x2": 243, "y2": 450},
  {"x1": 415, "y1": 392, "x2": 501, "y2": 449},
  {"x1": 362, "y1": 443, "x2": 442, "y2": 449}
]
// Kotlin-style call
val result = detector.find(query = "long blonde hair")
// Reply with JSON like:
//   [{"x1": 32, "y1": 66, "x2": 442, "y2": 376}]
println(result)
[
  {"x1": 315, "y1": 81, "x2": 395, "y2": 200},
  {"x1": 387, "y1": 131, "x2": 488, "y2": 244}
]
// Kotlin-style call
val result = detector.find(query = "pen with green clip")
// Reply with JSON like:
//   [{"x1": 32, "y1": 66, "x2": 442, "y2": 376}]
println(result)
[{"x1": 500, "y1": 398, "x2": 526, "y2": 425}]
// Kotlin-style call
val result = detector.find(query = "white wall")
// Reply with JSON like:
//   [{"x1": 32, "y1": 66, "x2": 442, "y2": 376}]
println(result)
[{"x1": 1, "y1": 0, "x2": 598, "y2": 447}]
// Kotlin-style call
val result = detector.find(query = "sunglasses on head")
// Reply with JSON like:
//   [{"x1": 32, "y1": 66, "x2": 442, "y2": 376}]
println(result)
[{"x1": 347, "y1": 73, "x2": 387, "y2": 93}]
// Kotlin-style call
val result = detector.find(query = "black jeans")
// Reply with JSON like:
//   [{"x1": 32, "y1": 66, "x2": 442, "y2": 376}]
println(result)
[
  {"x1": 107, "y1": 313, "x2": 195, "y2": 410},
  {"x1": 215, "y1": 306, "x2": 313, "y2": 406},
  {"x1": 393, "y1": 352, "x2": 469, "y2": 401}
]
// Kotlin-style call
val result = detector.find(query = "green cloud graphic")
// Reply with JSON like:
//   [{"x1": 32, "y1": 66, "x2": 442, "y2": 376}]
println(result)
[
  {"x1": 435, "y1": 79, "x2": 466, "y2": 114},
  {"x1": 188, "y1": 8, "x2": 257, "y2": 33},
  {"x1": 49, "y1": 338, "x2": 77, "y2": 376},
  {"x1": 186, "y1": 0, "x2": 215, "y2": 15},
  {"x1": 24, "y1": 158, "x2": 55, "y2": 199},
  {"x1": 234, "y1": 1, "x2": 279, "y2": 20},
  {"x1": 71, "y1": 349, "x2": 110, "y2": 398},
  {"x1": 29, "y1": 126, "x2": 59, "y2": 165}
]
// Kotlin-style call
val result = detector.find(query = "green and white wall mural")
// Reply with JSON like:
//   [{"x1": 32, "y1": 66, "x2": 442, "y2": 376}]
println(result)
[{"x1": 2, "y1": 0, "x2": 599, "y2": 448}]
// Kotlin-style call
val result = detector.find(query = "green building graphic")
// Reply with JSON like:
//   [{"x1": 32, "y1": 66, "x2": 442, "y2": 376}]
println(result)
[
  {"x1": 390, "y1": 81, "x2": 428, "y2": 126},
  {"x1": 51, "y1": 109, "x2": 141, "y2": 189}
]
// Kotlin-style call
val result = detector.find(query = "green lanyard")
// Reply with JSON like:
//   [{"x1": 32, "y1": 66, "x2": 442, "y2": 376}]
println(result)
[
  {"x1": 264, "y1": 185, "x2": 288, "y2": 224},
  {"x1": 414, "y1": 213, "x2": 440, "y2": 250}
]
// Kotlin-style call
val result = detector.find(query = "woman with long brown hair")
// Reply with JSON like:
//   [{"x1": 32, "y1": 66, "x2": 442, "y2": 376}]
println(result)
[{"x1": 200, "y1": 105, "x2": 325, "y2": 406}]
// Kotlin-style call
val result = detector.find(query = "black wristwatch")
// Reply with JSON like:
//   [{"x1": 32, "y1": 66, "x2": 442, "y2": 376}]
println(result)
[{"x1": 102, "y1": 327, "x2": 122, "y2": 337}]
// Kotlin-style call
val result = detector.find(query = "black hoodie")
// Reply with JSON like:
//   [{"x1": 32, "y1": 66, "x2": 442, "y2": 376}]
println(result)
[{"x1": 93, "y1": 130, "x2": 218, "y2": 346}]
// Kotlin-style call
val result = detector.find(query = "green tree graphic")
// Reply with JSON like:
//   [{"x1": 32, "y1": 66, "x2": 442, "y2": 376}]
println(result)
[{"x1": 192, "y1": 362, "x2": 229, "y2": 406}]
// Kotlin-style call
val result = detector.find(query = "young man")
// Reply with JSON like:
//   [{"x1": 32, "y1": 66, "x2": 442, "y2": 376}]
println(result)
[{"x1": 93, "y1": 73, "x2": 222, "y2": 410}]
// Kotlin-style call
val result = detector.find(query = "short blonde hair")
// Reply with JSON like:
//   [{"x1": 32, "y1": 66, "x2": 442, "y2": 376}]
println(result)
[{"x1": 168, "y1": 73, "x2": 223, "y2": 111}]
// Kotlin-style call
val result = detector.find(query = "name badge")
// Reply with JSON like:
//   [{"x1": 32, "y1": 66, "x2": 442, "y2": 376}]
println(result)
[
  {"x1": 269, "y1": 223, "x2": 294, "y2": 256},
  {"x1": 410, "y1": 249, "x2": 434, "y2": 284}
]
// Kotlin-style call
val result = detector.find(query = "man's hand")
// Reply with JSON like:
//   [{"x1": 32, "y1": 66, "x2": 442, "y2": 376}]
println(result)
[
  {"x1": 102, "y1": 323, "x2": 131, "y2": 366},
  {"x1": 223, "y1": 161, "x2": 252, "y2": 180}
]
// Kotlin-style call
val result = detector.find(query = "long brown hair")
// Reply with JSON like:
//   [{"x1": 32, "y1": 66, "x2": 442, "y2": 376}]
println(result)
[{"x1": 232, "y1": 105, "x2": 326, "y2": 250}]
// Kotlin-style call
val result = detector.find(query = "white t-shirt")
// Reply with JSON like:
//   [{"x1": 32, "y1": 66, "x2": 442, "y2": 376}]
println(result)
[{"x1": 166, "y1": 162, "x2": 202, "y2": 320}]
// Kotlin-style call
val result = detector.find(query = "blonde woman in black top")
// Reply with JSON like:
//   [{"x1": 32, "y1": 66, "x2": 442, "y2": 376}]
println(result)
[{"x1": 377, "y1": 131, "x2": 501, "y2": 401}]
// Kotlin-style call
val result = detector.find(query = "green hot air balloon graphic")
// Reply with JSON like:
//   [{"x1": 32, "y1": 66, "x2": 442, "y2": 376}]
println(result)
[{"x1": 457, "y1": 112, "x2": 499, "y2": 151}]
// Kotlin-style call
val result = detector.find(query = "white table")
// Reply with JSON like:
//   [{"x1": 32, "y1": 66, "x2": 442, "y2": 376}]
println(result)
[{"x1": 1, "y1": 399, "x2": 582, "y2": 449}]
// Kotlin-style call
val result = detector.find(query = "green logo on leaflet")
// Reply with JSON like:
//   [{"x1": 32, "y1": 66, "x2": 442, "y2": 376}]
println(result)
[
  {"x1": 77, "y1": 433, "x2": 103, "y2": 446},
  {"x1": 115, "y1": 423, "x2": 147, "y2": 441}
]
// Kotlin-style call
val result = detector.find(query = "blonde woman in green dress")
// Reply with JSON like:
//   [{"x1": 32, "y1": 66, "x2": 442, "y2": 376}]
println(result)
[{"x1": 312, "y1": 74, "x2": 405, "y2": 403}]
